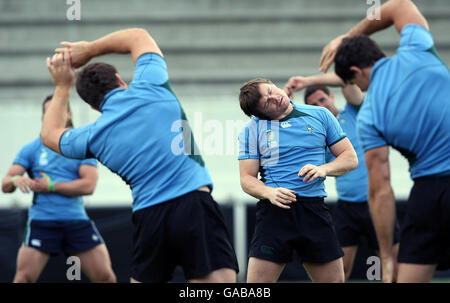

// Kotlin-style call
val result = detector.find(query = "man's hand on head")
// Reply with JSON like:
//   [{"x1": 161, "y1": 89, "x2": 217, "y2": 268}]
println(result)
[
  {"x1": 320, "y1": 34, "x2": 348, "y2": 72},
  {"x1": 46, "y1": 48, "x2": 75, "y2": 89}
]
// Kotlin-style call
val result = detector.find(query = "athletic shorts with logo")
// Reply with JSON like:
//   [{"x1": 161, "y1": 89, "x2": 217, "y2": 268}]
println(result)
[
  {"x1": 131, "y1": 190, "x2": 239, "y2": 282},
  {"x1": 24, "y1": 219, "x2": 104, "y2": 255},
  {"x1": 249, "y1": 196, "x2": 343, "y2": 264}
]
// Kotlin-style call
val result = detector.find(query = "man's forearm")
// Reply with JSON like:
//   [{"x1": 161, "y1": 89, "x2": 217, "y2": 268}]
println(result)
[
  {"x1": 307, "y1": 73, "x2": 345, "y2": 87},
  {"x1": 369, "y1": 185, "x2": 396, "y2": 259},
  {"x1": 88, "y1": 28, "x2": 150, "y2": 58},
  {"x1": 323, "y1": 149, "x2": 358, "y2": 177},
  {"x1": 240, "y1": 175, "x2": 273, "y2": 200},
  {"x1": 41, "y1": 86, "x2": 70, "y2": 153},
  {"x1": 2, "y1": 176, "x2": 15, "y2": 193},
  {"x1": 53, "y1": 179, "x2": 95, "y2": 197},
  {"x1": 347, "y1": 0, "x2": 400, "y2": 37}
]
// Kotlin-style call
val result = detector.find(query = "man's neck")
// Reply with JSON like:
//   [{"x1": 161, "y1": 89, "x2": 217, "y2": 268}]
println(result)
[{"x1": 276, "y1": 102, "x2": 294, "y2": 120}]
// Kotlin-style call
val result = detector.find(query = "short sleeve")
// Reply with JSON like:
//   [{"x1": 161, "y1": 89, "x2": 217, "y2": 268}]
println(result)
[
  {"x1": 132, "y1": 52, "x2": 169, "y2": 86},
  {"x1": 13, "y1": 141, "x2": 36, "y2": 169},
  {"x1": 323, "y1": 109, "x2": 346, "y2": 147},
  {"x1": 345, "y1": 102, "x2": 361, "y2": 114},
  {"x1": 238, "y1": 120, "x2": 260, "y2": 160},
  {"x1": 59, "y1": 125, "x2": 92, "y2": 160},
  {"x1": 398, "y1": 24, "x2": 434, "y2": 52},
  {"x1": 80, "y1": 158, "x2": 97, "y2": 167},
  {"x1": 357, "y1": 104, "x2": 388, "y2": 151}
]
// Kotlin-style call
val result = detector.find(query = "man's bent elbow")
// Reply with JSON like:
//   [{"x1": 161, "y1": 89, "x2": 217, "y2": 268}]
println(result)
[{"x1": 41, "y1": 130, "x2": 59, "y2": 154}]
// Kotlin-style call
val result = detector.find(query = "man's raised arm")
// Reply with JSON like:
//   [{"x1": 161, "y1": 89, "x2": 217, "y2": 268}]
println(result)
[
  {"x1": 284, "y1": 72, "x2": 363, "y2": 106},
  {"x1": 320, "y1": 0, "x2": 429, "y2": 72},
  {"x1": 55, "y1": 28, "x2": 163, "y2": 67},
  {"x1": 42, "y1": 50, "x2": 74, "y2": 154}
]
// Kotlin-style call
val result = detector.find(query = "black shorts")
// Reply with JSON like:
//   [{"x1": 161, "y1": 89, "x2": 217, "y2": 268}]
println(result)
[
  {"x1": 398, "y1": 176, "x2": 450, "y2": 270},
  {"x1": 334, "y1": 200, "x2": 400, "y2": 250},
  {"x1": 249, "y1": 196, "x2": 343, "y2": 264},
  {"x1": 24, "y1": 219, "x2": 104, "y2": 256},
  {"x1": 131, "y1": 190, "x2": 239, "y2": 282}
]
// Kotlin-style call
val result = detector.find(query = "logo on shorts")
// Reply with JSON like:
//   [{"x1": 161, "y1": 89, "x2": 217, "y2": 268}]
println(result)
[
  {"x1": 260, "y1": 245, "x2": 275, "y2": 256},
  {"x1": 31, "y1": 239, "x2": 42, "y2": 247},
  {"x1": 92, "y1": 234, "x2": 99, "y2": 242}
]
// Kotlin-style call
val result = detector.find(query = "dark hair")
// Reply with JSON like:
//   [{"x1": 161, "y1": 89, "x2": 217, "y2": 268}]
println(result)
[
  {"x1": 42, "y1": 94, "x2": 73, "y2": 128},
  {"x1": 239, "y1": 78, "x2": 273, "y2": 119},
  {"x1": 76, "y1": 62, "x2": 120, "y2": 110},
  {"x1": 304, "y1": 86, "x2": 330, "y2": 104},
  {"x1": 334, "y1": 35, "x2": 386, "y2": 83}
]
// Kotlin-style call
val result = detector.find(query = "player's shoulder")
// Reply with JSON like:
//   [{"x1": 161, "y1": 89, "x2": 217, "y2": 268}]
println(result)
[
  {"x1": 399, "y1": 24, "x2": 434, "y2": 51},
  {"x1": 20, "y1": 137, "x2": 42, "y2": 152},
  {"x1": 240, "y1": 117, "x2": 259, "y2": 132}
]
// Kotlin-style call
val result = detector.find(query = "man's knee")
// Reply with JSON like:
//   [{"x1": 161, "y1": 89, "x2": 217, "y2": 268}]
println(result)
[
  {"x1": 13, "y1": 271, "x2": 37, "y2": 283},
  {"x1": 93, "y1": 270, "x2": 117, "y2": 283}
]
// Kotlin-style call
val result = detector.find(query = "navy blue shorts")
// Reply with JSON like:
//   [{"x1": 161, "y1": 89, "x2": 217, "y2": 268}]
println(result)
[
  {"x1": 334, "y1": 200, "x2": 400, "y2": 250},
  {"x1": 131, "y1": 190, "x2": 239, "y2": 282},
  {"x1": 24, "y1": 219, "x2": 104, "y2": 255},
  {"x1": 249, "y1": 196, "x2": 343, "y2": 264},
  {"x1": 398, "y1": 176, "x2": 450, "y2": 270}
]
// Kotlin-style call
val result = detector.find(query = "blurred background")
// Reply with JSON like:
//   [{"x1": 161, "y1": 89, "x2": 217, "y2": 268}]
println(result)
[{"x1": 0, "y1": 0, "x2": 449, "y2": 282}]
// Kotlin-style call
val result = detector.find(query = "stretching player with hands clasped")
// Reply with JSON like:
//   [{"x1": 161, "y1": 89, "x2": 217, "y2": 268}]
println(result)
[
  {"x1": 43, "y1": 28, "x2": 239, "y2": 283},
  {"x1": 2, "y1": 96, "x2": 116, "y2": 283}
]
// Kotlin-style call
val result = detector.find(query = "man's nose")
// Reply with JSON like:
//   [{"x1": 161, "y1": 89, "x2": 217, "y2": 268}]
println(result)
[{"x1": 269, "y1": 95, "x2": 277, "y2": 103}]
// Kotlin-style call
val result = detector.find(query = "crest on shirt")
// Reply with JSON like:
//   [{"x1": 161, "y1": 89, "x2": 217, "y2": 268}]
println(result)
[
  {"x1": 306, "y1": 124, "x2": 314, "y2": 133},
  {"x1": 39, "y1": 148, "x2": 48, "y2": 166},
  {"x1": 265, "y1": 129, "x2": 278, "y2": 148}
]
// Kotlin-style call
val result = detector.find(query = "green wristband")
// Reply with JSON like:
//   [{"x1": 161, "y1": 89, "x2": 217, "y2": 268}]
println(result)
[
  {"x1": 11, "y1": 176, "x2": 19, "y2": 185},
  {"x1": 48, "y1": 178, "x2": 55, "y2": 192}
]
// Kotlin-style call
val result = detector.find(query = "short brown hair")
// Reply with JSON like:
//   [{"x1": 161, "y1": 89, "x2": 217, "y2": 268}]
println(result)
[
  {"x1": 42, "y1": 94, "x2": 73, "y2": 128},
  {"x1": 76, "y1": 62, "x2": 120, "y2": 110},
  {"x1": 239, "y1": 78, "x2": 273, "y2": 119}
]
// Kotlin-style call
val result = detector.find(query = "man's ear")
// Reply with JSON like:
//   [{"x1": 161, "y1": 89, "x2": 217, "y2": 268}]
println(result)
[
  {"x1": 329, "y1": 91, "x2": 335, "y2": 101},
  {"x1": 115, "y1": 73, "x2": 127, "y2": 88},
  {"x1": 349, "y1": 66, "x2": 363, "y2": 79}
]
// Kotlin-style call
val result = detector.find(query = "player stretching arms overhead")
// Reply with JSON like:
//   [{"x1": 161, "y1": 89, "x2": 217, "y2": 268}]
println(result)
[
  {"x1": 42, "y1": 28, "x2": 239, "y2": 282},
  {"x1": 321, "y1": 0, "x2": 450, "y2": 282}
]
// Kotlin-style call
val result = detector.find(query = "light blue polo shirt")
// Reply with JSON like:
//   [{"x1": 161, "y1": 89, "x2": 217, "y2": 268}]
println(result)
[
  {"x1": 357, "y1": 24, "x2": 450, "y2": 179},
  {"x1": 326, "y1": 103, "x2": 368, "y2": 202},
  {"x1": 13, "y1": 137, "x2": 97, "y2": 220},
  {"x1": 59, "y1": 53, "x2": 213, "y2": 212},
  {"x1": 238, "y1": 102, "x2": 346, "y2": 197}
]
